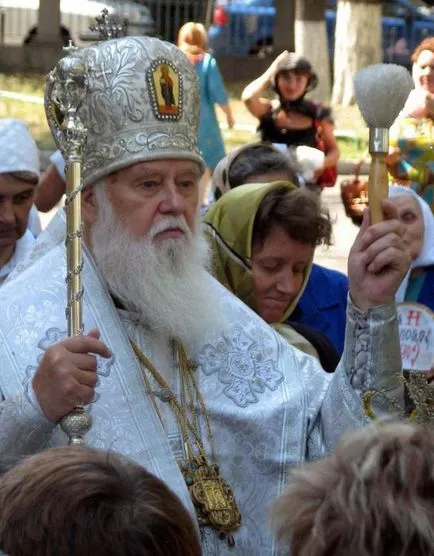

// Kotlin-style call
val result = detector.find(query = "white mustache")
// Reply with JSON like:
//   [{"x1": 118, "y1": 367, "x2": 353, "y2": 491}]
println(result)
[{"x1": 149, "y1": 216, "x2": 190, "y2": 238}]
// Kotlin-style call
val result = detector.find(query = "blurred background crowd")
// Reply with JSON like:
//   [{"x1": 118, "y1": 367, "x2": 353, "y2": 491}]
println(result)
[{"x1": 1, "y1": 0, "x2": 433, "y2": 271}]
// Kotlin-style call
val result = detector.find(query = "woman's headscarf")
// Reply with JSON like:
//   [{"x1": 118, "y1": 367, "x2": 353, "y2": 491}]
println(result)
[
  {"x1": 389, "y1": 185, "x2": 434, "y2": 302},
  {"x1": 203, "y1": 181, "x2": 318, "y2": 357}
]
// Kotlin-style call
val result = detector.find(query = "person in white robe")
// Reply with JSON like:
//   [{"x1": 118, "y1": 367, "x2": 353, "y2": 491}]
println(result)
[
  {"x1": 0, "y1": 118, "x2": 40, "y2": 286},
  {"x1": 0, "y1": 36, "x2": 411, "y2": 555}
]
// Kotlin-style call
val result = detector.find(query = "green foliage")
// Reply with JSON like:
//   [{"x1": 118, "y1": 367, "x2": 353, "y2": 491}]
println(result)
[{"x1": 0, "y1": 73, "x2": 45, "y2": 96}]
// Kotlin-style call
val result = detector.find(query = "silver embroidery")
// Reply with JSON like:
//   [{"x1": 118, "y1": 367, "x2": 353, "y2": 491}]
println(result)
[
  {"x1": 199, "y1": 325, "x2": 284, "y2": 408},
  {"x1": 23, "y1": 327, "x2": 115, "y2": 405}
]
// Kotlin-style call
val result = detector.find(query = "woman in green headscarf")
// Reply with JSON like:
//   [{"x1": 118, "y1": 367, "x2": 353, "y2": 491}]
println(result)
[{"x1": 203, "y1": 181, "x2": 334, "y2": 363}]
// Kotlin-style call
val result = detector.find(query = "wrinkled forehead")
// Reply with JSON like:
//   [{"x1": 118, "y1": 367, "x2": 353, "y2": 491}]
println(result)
[
  {"x1": 105, "y1": 158, "x2": 203, "y2": 184},
  {"x1": 390, "y1": 194, "x2": 422, "y2": 215}
]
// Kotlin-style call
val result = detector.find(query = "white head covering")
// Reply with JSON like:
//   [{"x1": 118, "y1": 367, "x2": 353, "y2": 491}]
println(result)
[
  {"x1": 389, "y1": 185, "x2": 434, "y2": 302},
  {"x1": 0, "y1": 118, "x2": 40, "y2": 183}
]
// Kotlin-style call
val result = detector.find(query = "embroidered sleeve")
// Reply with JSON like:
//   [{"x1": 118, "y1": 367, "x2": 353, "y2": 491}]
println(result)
[
  {"x1": 303, "y1": 297, "x2": 404, "y2": 460},
  {"x1": 0, "y1": 389, "x2": 55, "y2": 466},
  {"x1": 343, "y1": 296, "x2": 404, "y2": 419}
]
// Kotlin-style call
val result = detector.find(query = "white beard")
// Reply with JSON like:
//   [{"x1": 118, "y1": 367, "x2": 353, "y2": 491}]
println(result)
[{"x1": 90, "y1": 185, "x2": 227, "y2": 355}]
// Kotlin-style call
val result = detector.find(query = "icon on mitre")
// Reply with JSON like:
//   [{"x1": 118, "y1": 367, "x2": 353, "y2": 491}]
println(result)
[{"x1": 148, "y1": 61, "x2": 182, "y2": 121}]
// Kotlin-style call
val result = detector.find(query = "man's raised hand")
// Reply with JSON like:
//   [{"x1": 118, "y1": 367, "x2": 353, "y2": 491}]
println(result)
[{"x1": 348, "y1": 200, "x2": 411, "y2": 313}]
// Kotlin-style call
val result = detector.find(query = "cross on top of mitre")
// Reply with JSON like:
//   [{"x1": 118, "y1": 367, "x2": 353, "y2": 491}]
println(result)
[{"x1": 89, "y1": 8, "x2": 126, "y2": 40}]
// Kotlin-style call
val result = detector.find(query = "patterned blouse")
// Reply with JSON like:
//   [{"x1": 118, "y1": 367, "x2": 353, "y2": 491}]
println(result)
[{"x1": 389, "y1": 116, "x2": 434, "y2": 213}]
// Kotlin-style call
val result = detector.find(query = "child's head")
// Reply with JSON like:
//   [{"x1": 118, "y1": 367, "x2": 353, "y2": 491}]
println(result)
[{"x1": 0, "y1": 446, "x2": 201, "y2": 556}]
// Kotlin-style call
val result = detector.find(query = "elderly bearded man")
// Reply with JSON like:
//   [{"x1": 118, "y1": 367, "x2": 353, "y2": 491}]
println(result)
[{"x1": 0, "y1": 36, "x2": 409, "y2": 554}]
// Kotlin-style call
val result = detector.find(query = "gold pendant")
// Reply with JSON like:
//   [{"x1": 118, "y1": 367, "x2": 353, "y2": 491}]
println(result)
[{"x1": 188, "y1": 457, "x2": 241, "y2": 541}]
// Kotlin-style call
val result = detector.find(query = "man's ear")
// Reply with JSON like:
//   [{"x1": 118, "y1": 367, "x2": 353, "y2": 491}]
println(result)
[{"x1": 81, "y1": 184, "x2": 99, "y2": 225}]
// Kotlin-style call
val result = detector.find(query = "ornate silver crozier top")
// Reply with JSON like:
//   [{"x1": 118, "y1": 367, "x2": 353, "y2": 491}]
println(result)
[{"x1": 45, "y1": 44, "x2": 88, "y2": 161}]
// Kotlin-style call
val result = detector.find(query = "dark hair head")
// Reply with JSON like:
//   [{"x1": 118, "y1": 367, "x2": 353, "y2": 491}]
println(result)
[
  {"x1": 412, "y1": 36, "x2": 434, "y2": 63},
  {"x1": 252, "y1": 186, "x2": 332, "y2": 249},
  {"x1": 271, "y1": 54, "x2": 319, "y2": 95},
  {"x1": 272, "y1": 423, "x2": 434, "y2": 556},
  {"x1": 228, "y1": 144, "x2": 299, "y2": 189},
  {"x1": 0, "y1": 446, "x2": 200, "y2": 556}
]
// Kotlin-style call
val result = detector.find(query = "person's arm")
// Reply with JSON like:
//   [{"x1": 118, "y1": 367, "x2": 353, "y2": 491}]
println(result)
[
  {"x1": 218, "y1": 103, "x2": 235, "y2": 128},
  {"x1": 304, "y1": 201, "x2": 410, "y2": 458},
  {"x1": 0, "y1": 327, "x2": 110, "y2": 462},
  {"x1": 241, "y1": 50, "x2": 289, "y2": 119},
  {"x1": 204, "y1": 55, "x2": 235, "y2": 129},
  {"x1": 304, "y1": 297, "x2": 403, "y2": 459},
  {"x1": 35, "y1": 164, "x2": 65, "y2": 212},
  {"x1": 320, "y1": 120, "x2": 340, "y2": 168},
  {"x1": 0, "y1": 388, "x2": 56, "y2": 462}
]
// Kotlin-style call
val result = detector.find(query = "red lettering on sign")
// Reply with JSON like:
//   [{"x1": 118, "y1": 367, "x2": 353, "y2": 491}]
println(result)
[
  {"x1": 407, "y1": 310, "x2": 421, "y2": 326},
  {"x1": 401, "y1": 343, "x2": 421, "y2": 368}
]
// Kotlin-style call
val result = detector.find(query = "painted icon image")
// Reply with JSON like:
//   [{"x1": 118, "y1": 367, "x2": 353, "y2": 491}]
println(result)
[{"x1": 149, "y1": 62, "x2": 181, "y2": 119}]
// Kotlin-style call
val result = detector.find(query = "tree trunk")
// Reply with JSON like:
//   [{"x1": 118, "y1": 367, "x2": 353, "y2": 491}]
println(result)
[
  {"x1": 332, "y1": 0, "x2": 382, "y2": 106},
  {"x1": 274, "y1": 0, "x2": 295, "y2": 53},
  {"x1": 36, "y1": 0, "x2": 62, "y2": 45},
  {"x1": 295, "y1": 0, "x2": 330, "y2": 103}
]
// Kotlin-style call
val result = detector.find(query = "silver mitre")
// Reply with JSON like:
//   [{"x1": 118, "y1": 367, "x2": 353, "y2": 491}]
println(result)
[{"x1": 49, "y1": 35, "x2": 204, "y2": 187}]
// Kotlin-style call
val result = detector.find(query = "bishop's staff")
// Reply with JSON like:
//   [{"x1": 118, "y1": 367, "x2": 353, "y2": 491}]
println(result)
[{"x1": 44, "y1": 43, "x2": 92, "y2": 445}]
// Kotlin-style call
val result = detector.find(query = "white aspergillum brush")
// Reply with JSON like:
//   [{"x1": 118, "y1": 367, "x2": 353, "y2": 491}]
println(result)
[{"x1": 354, "y1": 64, "x2": 414, "y2": 224}]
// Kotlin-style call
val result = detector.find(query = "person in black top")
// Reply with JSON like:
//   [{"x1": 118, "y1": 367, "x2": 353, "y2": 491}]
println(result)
[{"x1": 241, "y1": 51, "x2": 340, "y2": 190}]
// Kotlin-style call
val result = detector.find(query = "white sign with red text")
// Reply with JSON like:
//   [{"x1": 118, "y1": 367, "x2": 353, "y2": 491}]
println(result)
[{"x1": 397, "y1": 303, "x2": 434, "y2": 372}]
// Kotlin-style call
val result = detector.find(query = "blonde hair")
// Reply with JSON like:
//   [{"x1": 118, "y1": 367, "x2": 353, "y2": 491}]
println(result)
[
  {"x1": 177, "y1": 22, "x2": 208, "y2": 56},
  {"x1": 272, "y1": 423, "x2": 434, "y2": 556}
]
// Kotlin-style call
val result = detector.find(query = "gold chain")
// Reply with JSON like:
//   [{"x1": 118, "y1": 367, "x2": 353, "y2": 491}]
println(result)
[
  {"x1": 130, "y1": 339, "x2": 242, "y2": 544},
  {"x1": 178, "y1": 341, "x2": 216, "y2": 461},
  {"x1": 130, "y1": 339, "x2": 214, "y2": 462}
]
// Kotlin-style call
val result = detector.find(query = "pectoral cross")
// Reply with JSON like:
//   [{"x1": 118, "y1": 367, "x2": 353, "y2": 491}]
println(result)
[{"x1": 90, "y1": 8, "x2": 126, "y2": 41}]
